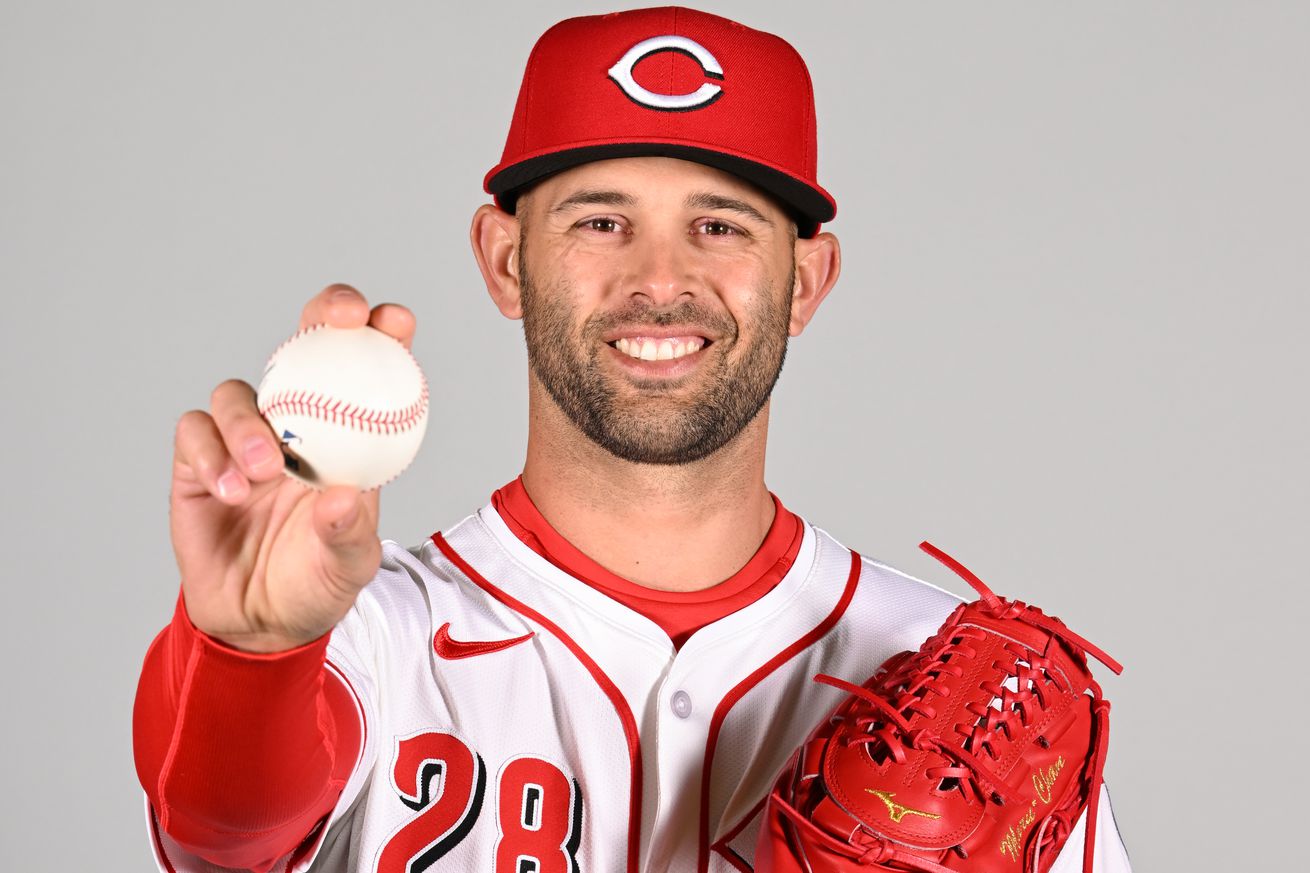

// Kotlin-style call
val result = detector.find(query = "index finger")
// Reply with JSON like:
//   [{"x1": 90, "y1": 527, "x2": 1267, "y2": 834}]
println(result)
[{"x1": 299, "y1": 283, "x2": 371, "y2": 331}]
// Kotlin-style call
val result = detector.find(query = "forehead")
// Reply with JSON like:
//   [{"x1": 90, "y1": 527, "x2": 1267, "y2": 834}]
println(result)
[{"x1": 523, "y1": 156, "x2": 788, "y2": 217}]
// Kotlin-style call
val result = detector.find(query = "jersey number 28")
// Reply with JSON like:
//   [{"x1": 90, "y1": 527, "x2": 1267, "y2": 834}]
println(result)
[{"x1": 375, "y1": 731, "x2": 583, "y2": 873}]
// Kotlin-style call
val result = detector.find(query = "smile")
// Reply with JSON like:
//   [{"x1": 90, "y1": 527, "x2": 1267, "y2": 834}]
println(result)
[{"x1": 611, "y1": 336, "x2": 706, "y2": 362}]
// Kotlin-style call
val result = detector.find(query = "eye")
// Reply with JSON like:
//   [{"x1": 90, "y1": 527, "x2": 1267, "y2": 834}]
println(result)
[
  {"x1": 578, "y1": 216, "x2": 625, "y2": 234},
  {"x1": 693, "y1": 219, "x2": 743, "y2": 237}
]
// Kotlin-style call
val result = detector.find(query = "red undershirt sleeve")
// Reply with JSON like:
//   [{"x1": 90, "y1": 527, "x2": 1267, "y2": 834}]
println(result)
[{"x1": 132, "y1": 592, "x2": 363, "y2": 873}]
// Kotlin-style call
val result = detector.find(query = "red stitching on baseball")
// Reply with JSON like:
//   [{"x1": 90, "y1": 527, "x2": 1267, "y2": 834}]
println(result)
[{"x1": 259, "y1": 384, "x2": 429, "y2": 435}]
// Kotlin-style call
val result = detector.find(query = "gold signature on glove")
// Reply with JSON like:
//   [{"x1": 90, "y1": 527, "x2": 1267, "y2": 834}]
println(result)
[
  {"x1": 865, "y1": 789, "x2": 942, "y2": 823},
  {"x1": 1032, "y1": 756, "x2": 1065, "y2": 804}
]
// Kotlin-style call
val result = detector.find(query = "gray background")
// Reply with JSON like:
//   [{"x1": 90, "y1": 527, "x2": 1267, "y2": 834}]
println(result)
[{"x1": 2, "y1": 0, "x2": 1304, "y2": 869}]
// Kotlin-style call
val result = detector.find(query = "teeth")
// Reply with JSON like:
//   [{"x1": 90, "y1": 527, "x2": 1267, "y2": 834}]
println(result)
[{"x1": 614, "y1": 336, "x2": 705, "y2": 362}]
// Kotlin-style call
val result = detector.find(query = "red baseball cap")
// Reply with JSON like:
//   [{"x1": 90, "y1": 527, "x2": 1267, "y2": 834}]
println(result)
[{"x1": 484, "y1": 6, "x2": 837, "y2": 237}]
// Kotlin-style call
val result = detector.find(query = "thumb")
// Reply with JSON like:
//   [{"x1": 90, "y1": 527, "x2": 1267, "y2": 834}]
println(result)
[{"x1": 312, "y1": 485, "x2": 382, "y2": 590}]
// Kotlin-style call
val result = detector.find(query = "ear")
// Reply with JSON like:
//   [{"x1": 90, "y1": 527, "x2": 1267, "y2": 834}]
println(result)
[
  {"x1": 470, "y1": 203, "x2": 523, "y2": 319},
  {"x1": 789, "y1": 231, "x2": 841, "y2": 336}
]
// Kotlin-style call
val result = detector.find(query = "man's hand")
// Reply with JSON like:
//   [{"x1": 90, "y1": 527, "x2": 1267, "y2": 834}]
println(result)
[{"x1": 169, "y1": 284, "x2": 417, "y2": 653}]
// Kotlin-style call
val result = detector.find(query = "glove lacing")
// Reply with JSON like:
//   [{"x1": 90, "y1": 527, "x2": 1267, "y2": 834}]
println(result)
[{"x1": 807, "y1": 542, "x2": 1122, "y2": 873}]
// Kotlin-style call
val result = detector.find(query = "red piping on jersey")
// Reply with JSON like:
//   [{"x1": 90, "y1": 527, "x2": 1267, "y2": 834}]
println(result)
[
  {"x1": 149, "y1": 809, "x2": 180, "y2": 873},
  {"x1": 698, "y1": 550, "x2": 863, "y2": 873},
  {"x1": 711, "y1": 793, "x2": 770, "y2": 872},
  {"x1": 432, "y1": 532, "x2": 644, "y2": 873}
]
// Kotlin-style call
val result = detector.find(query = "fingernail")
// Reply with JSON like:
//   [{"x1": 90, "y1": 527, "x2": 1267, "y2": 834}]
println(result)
[
  {"x1": 217, "y1": 469, "x2": 246, "y2": 500},
  {"x1": 330, "y1": 288, "x2": 356, "y2": 303},
  {"x1": 243, "y1": 437, "x2": 276, "y2": 470}
]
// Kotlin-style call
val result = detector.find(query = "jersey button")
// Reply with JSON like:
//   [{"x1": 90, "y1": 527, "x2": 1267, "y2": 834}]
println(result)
[{"x1": 671, "y1": 690, "x2": 693, "y2": 719}]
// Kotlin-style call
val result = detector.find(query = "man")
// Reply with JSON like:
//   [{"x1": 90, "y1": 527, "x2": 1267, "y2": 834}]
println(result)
[{"x1": 134, "y1": 7, "x2": 1131, "y2": 872}]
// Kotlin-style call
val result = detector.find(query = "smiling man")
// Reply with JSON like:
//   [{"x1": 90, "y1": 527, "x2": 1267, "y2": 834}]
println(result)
[{"x1": 133, "y1": 8, "x2": 1131, "y2": 873}]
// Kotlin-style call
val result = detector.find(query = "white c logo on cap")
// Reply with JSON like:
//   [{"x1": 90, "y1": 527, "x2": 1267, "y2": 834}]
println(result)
[{"x1": 607, "y1": 35, "x2": 724, "y2": 112}]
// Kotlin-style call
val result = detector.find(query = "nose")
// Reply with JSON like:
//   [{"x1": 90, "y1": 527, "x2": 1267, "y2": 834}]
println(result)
[{"x1": 625, "y1": 234, "x2": 695, "y2": 306}]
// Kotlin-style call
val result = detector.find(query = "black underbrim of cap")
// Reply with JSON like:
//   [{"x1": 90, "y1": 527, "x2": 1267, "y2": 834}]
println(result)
[{"x1": 487, "y1": 143, "x2": 834, "y2": 238}]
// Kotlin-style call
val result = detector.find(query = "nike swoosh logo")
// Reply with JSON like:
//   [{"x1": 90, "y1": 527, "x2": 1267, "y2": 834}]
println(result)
[{"x1": 433, "y1": 622, "x2": 535, "y2": 660}]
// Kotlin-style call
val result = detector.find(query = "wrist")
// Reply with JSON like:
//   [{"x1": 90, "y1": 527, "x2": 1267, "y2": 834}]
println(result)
[
  {"x1": 176, "y1": 594, "x2": 332, "y2": 655},
  {"x1": 209, "y1": 629, "x2": 329, "y2": 654}
]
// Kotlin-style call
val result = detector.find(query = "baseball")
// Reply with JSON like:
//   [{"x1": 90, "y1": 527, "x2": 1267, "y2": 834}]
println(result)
[{"x1": 256, "y1": 324, "x2": 429, "y2": 491}]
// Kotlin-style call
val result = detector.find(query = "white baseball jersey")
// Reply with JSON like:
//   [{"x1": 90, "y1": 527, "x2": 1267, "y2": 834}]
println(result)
[{"x1": 147, "y1": 500, "x2": 1132, "y2": 872}]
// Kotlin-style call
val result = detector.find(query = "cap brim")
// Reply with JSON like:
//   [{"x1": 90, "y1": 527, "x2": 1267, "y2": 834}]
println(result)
[{"x1": 486, "y1": 143, "x2": 835, "y2": 238}]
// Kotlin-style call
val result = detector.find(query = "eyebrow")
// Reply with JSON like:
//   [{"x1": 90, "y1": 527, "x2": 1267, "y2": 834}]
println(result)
[
  {"x1": 684, "y1": 191, "x2": 773, "y2": 226},
  {"x1": 548, "y1": 189, "x2": 636, "y2": 214}
]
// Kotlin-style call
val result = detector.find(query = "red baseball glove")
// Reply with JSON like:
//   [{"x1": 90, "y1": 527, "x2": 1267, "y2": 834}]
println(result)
[{"x1": 756, "y1": 542, "x2": 1122, "y2": 873}]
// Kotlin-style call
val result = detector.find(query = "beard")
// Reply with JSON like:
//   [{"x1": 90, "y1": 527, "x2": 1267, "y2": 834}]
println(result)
[{"x1": 519, "y1": 249, "x2": 794, "y2": 466}]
